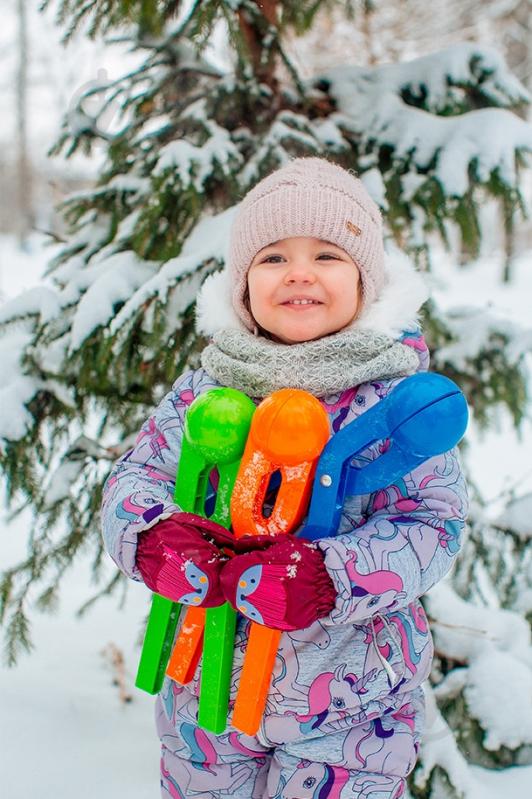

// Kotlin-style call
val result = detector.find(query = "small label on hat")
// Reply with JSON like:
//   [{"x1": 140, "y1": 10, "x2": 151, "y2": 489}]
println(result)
[{"x1": 346, "y1": 220, "x2": 362, "y2": 236}]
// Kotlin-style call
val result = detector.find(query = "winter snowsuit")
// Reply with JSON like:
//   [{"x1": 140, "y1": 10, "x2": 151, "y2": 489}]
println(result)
[{"x1": 101, "y1": 314, "x2": 468, "y2": 799}]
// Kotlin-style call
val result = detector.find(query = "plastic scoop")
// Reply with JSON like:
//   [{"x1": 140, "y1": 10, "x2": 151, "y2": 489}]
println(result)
[
  {"x1": 164, "y1": 387, "x2": 255, "y2": 697},
  {"x1": 230, "y1": 389, "x2": 330, "y2": 736},
  {"x1": 301, "y1": 372, "x2": 469, "y2": 541},
  {"x1": 135, "y1": 388, "x2": 255, "y2": 695}
]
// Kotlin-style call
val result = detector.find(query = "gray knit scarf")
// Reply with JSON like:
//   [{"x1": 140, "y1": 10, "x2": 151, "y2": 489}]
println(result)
[{"x1": 201, "y1": 327, "x2": 419, "y2": 397}]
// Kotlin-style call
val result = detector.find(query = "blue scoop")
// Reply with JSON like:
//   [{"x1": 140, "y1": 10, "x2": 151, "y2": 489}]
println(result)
[{"x1": 301, "y1": 372, "x2": 468, "y2": 541}]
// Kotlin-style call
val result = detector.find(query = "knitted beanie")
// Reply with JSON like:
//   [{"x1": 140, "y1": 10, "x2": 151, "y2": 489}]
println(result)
[{"x1": 228, "y1": 157, "x2": 386, "y2": 332}]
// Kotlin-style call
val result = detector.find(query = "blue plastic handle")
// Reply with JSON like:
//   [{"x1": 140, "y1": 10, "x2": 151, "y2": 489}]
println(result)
[{"x1": 301, "y1": 373, "x2": 468, "y2": 541}]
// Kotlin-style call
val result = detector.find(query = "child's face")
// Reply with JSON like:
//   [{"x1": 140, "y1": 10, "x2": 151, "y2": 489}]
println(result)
[{"x1": 247, "y1": 237, "x2": 361, "y2": 344}]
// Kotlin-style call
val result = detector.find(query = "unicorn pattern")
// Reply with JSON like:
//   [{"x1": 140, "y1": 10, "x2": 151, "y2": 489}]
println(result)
[
  {"x1": 101, "y1": 335, "x2": 466, "y2": 798},
  {"x1": 273, "y1": 761, "x2": 350, "y2": 799}
]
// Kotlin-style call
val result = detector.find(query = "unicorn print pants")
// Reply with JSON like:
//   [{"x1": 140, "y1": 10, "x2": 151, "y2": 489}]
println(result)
[{"x1": 156, "y1": 681, "x2": 425, "y2": 799}]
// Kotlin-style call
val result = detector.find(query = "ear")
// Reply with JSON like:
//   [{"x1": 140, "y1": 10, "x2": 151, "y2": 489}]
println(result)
[
  {"x1": 354, "y1": 250, "x2": 429, "y2": 336},
  {"x1": 195, "y1": 267, "x2": 247, "y2": 336}
]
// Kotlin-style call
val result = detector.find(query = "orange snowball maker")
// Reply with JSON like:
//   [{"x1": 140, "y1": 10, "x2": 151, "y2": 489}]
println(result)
[{"x1": 230, "y1": 389, "x2": 330, "y2": 735}]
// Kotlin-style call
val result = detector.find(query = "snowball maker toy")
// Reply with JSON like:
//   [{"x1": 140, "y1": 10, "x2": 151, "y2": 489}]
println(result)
[
  {"x1": 135, "y1": 388, "x2": 255, "y2": 699},
  {"x1": 172, "y1": 388, "x2": 329, "y2": 734},
  {"x1": 301, "y1": 372, "x2": 469, "y2": 541},
  {"x1": 135, "y1": 373, "x2": 468, "y2": 738},
  {"x1": 229, "y1": 372, "x2": 468, "y2": 735},
  {"x1": 229, "y1": 390, "x2": 330, "y2": 736}
]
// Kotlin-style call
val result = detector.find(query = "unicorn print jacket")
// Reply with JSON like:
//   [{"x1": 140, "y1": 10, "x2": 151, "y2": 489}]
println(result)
[{"x1": 100, "y1": 256, "x2": 468, "y2": 739}]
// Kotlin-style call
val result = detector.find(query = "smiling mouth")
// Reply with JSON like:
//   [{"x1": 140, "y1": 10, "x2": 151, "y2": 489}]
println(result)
[{"x1": 281, "y1": 299, "x2": 323, "y2": 307}]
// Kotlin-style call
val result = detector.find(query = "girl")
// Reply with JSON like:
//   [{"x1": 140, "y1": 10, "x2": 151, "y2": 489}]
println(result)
[{"x1": 101, "y1": 157, "x2": 468, "y2": 799}]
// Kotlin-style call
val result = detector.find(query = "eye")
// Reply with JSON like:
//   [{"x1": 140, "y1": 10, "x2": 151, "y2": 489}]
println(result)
[
  {"x1": 317, "y1": 253, "x2": 340, "y2": 260},
  {"x1": 354, "y1": 395, "x2": 365, "y2": 406},
  {"x1": 261, "y1": 254, "x2": 285, "y2": 263},
  {"x1": 368, "y1": 596, "x2": 381, "y2": 607},
  {"x1": 303, "y1": 777, "x2": 316, "y2": 788},
  {"x1": 332, "y1": 697, "x2": 345, "y2": 708}
]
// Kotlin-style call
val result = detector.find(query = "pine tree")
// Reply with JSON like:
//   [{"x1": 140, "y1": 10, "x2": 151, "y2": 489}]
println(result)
[{"x1": 2, "y1": 2, "x2": 532, "y2": 795}]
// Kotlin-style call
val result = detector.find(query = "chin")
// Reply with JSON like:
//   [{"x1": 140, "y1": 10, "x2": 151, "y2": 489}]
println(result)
[{"x1": 276, "y1": 328, "x2": 324, "y2": 344}]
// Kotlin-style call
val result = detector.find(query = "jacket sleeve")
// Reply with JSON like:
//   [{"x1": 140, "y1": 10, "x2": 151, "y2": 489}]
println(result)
[
  {"x1": 100, "y1": 369, "x2": 215, "y2": 581},
  {"x1": 317, "y1": 444, "x2": 469, "y2": 625}
]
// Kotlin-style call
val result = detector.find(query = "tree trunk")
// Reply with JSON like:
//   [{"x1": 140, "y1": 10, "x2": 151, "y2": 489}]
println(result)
[
  {"x1": 15, "y1": 0, "x2": 33, "y2": 248},
  {"x1": 237, "y1": 0, "x2": 280, "y2": 90}
]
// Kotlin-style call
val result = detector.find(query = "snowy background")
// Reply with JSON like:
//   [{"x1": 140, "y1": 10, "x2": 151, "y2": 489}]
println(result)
[
  {"x1": 2, "y1": 235, "x2": 532, "y2": 799},
  {"x1": 1, "y1": 2, "x2": 532, "y2": 798}
]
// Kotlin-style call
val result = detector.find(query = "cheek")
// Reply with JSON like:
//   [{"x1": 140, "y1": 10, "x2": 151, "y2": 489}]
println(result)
[
  {"x1": 335, "y1": 274, "x2": 361, "y2": 317},
  {"x1": 247, "y1": 271, "x2": 275, "y2": 307}
]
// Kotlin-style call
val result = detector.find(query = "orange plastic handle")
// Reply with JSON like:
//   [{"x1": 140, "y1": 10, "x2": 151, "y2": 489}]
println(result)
[
  {"x1": 165, "y1": 606, "x2": 206, "y2": 684},
  {"x1": 230, "y1": 389, "x2": 329, "y2": 735},
  {"x1": 231, "y1": 390, "x2": 330, "y2": 537}
]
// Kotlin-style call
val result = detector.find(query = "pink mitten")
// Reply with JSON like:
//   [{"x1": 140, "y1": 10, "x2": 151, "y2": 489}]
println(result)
[
  {"x1": 220, "y1": 536, "x2": 336, "y2": 631},
  {"x1": 136, "y1": 513, "x2": 234, "y2": 607}
]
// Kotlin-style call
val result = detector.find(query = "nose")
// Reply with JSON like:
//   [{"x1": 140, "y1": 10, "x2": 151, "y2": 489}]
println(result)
[{"x1": 283, "y1": 259, "x2": 317, "y2": 284}]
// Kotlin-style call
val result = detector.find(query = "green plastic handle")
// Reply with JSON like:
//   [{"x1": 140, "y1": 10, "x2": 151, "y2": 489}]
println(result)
[{"x1": 135, "y1": 388, "x2": 255, "y2": 708}]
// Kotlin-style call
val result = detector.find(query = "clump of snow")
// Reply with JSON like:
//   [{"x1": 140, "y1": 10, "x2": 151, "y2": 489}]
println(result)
[
  {"x1": 432, "y1": 305, "x2": 532, "y2": 371},
  {"x1": 69, "y1": 252, "x2": 157, "y2": 351},
  {"x1": 317, "y1": 42, "x2": 532, "y2": 201},
  {"x1": 427, "y1": 583, "x2": 532, "y2": 753},
  {"x1": 44, "y1": 459, "x2": 87, "y2": 507},
  {"x1": 153, "y1": 107, "x2": 241, "y2": 191},
  {"x1": 361, "y1": 168, "x2": 388, "y2": 210},
  {"x1": 0, "y1": 286, "x2": 61, "y2": 327},
  {"x1": 465, "y1": 651, "x2": 532, "y2": 750},
  {"x1": 0, "y1": 329, "x2": 41, "y2": 443},
  {"x1": 109, "y1": 206, "x2": 235, "y2": 339},
  {"x1": 495, "y1": 493, "x2": 532, "y2": 541},
  {"x1": 415, "y1": 685, "x2": 473, "y2": 796}
]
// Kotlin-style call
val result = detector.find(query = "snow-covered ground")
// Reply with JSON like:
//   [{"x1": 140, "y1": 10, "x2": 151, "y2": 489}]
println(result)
[{"x1": 1, "y1": 234, "x2": 532, "y2": 797}]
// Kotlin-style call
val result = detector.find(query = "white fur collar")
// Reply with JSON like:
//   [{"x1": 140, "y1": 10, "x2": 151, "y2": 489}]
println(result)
[{"x1": 195, "y1": 248, "x2": 429, "y2": 339}]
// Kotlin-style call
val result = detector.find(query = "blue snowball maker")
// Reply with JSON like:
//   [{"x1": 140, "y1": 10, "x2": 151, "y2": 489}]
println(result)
[{"x1": 301, "y1": 373, "x2": 468, "y2": 541}]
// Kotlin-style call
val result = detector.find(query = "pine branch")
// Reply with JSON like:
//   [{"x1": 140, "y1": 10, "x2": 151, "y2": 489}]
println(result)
[{"x1": 3, "y1": 600, "x2": 34, "y2": 667}]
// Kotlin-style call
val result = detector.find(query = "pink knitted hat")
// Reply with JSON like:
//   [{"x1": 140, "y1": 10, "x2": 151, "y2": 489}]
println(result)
[{"x1": 228, "y1": 157, "x2": 386, "y2": 331}]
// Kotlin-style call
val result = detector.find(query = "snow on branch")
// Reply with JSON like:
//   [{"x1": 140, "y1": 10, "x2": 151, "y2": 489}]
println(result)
[
  {"x1": 369, "y1": 42, "x2": 529, "y2": 113},
  {"x1": 318, "y1": 42, "x2": 532, "y2": 200},
  {"x1": 432, "y1": 305, "x2": 532, "y2": 371},
  {"x1": 495, "y1": 493, "x2": 532, "y2": 541},
  {"x1": 414, "y1": 684, "x2": 472, "y2": 798},
  {"x1": 68, "y1": 252, "x2": 158, "y2": 352},
  {"x1": 0, "y1": 287, "x2": 61, "y2": 328},
  {"x1": 153, "y1": 109, "x2": 242, "y2": 190},
  {"x1": 426, "y1": 583, "x2": 532, "y2": 754},
  {"x1": 0, "y1": 329, "x2": 41, "y2": 444},
  {"x1": 107, "y1": 206, "x2": 236, "y2": 340}
]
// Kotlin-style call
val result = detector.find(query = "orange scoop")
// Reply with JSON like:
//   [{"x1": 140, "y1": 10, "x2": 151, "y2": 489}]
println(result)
[{"x1": 230, "y1": 389, "x2": 329, "y2": 735}]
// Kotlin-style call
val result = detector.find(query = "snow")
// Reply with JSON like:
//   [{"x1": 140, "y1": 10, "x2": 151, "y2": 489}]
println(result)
[
  {"x1": 69, "y1": 253, "x2": 158, "y2": 351},
  {"x1": 0, "y1": 520, "x2": 159, "y2": 798},
  {"x1": 43, "y1": 458, "x2": 86, "y2": 507},
  {"x1": 0, "y1": 370, "x2": 40, "y2": 442},
  {"x1": 415, "y1": 687, "x2": 473, "y2": 796},
  {"x1": 0, "y1": 323, "x2": 41, "y2": 443},
  {"x1": 495, "y1": 492, "x2": 532, "y2": 540},
  {"x1": 0, "y1": 285, "x2": 61, "y2": 327},
  {"x1": 153, "y1": 103, "x2": 242, "y2": 190},
  {"x1": 2, "y1": 234, "x2": 532, "y2": 796},
  {"x1": 465, "y1": 651, "x2": 532, "y2": 750},
  {"x1": 426, "y1": 582, "x2": 532, "y2": 758},
  {"x1": 361, "y1": 168, "x2": 389, "y2": 210},
  {"x1": 318, "y1": 43, "x2": 532, "y2": 200},
  {"x1": 1, "y1": 22, "x2": 532, "y2": 796},
  {"x1": 433, "y1": 304, "x2": 532, "y2": 371},
  {"x1": 108, "y1": 206, "x2": 235, "y2": 338}
]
